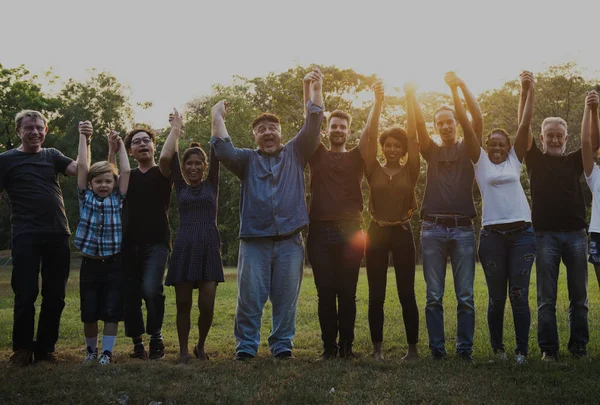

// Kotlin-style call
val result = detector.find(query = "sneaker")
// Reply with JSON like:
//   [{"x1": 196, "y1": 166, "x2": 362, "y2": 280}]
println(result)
[
  {"x1": 149, "y1": 339, "x2": 165, "y2": 360},
  {"x1": 494, "y1": 350, "x2": 508, "y2": 362},
  {"x1": 318, "y1": 349, "x2": 338, "y2": 361},
  {"x1": 541, "y1": 352, "x2": 557, "y2": 362},
  {"x1": 130, "y1": 346, "x2": 148, "y2": 360},
  {"x1": 34, "y1": 351, "x2": 58, "y2": 364},
  {"x1": 458, "y1": 352, "x2": 474, "y2": 363},
  {"x1": 98, "y1": 351, "x2": 112, "y2": 365},
  {"x1": 84, "y1": 347, "x2": 98, "y2": 363},
  {"x1": 9, "y1": 350, "x2": 33, "y2": 367},
  {"x1": 515, "y1": 353, "x2": 527, "y2": 365},
  {"x1": 339, "y1": 342, "x2": 357, "y2": 359},
  {"x1": 432, "y1": 351, "x2": 446, "y2": 361},
  {"x1": 274, "y1": 350, "x2": 294, "y2": 359},
  {"x1": 234, "y1": 351, "x2": 254, "y2": 361}
]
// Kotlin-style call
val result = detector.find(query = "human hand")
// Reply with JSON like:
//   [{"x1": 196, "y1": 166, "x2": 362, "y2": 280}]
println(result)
[
  {"x1": 212, "y1": 100, "x2": 229, "y2": 119},
  {"x1": 404, "y1": 82, "x2": 418, "y2": 97},
  {"x1": 586, "y1": 90, "x2": 599, "y2": 109},
  {"x1": 309, "y1": 66, "x2": 323, "y2": 92},
  {"x1": 444, "y1": 72, "x2": 462, "y2": 88},
  {"x1": 170, "y1": 108, "x2": 183, "y2": 131},
  {"x1": 78, "y1": 120, "x2": 93, "y2": 139},
  {"x1": 107, "y1": 130, "x2": 120, "y2": 151},
  {"x1": 373, "y1": 80, "x2": 384, "y2": 103},
  {"x1": 520, "y1": 71, "x2": 534, "y2": 91}
]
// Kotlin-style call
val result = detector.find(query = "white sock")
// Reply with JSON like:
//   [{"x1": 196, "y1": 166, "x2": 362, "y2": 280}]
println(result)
[
  {"x1": 85, "y1": 336, "x2": 98, "y2": 352},
  {"x1": 102, "y1": 335, "x2": 117, "y2": 354}
]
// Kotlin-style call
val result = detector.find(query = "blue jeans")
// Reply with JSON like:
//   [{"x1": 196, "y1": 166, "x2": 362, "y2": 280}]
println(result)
[
  {"x1": 536, "y1": 229, "x2": 589, "y2": 356},
  {"x1": 478, "y1": 225, "x2": 535, "y2": 355},
  {"x1": 421, "y1": 221, "x2": 475, "y2": 355},
  {"x1": 123, "y1": 243, "x2": 169, "y2": 338},
  {"x1": 234, "y1": 233, "x2": 304, "y2": 356}
]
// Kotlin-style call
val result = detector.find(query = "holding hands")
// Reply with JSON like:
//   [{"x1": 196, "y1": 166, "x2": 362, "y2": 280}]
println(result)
[
  {"x1": 212, "y1": 100, "x2": 229, "y2": 120},
  {"x1": 78, "y1": 121, "x2": 93, "y2": 140},
  {"x1": 107, "y1": 130, "x2": 121, "y2": 152},
  {"x1": 305, "y1": 66, "x2": 323, "y2": 92},
  {"x1": 373, "y1": 80, "x2": 384, "y2": 103},
  {"x1": 404, "y1": 82, "x2": 418, "y2": 97},
  {"x1": 169, "y1": 108, "x2": 184, "y2": 131},
  {"x1": 444, "y1": 72, "x2": 464, "y2": 89},
  {"x1": 520, "y1": 71, "x2": 535, "y2": 90},
  {"x1": 586, "y1": 90, "x2": 599, "y2": 109}
]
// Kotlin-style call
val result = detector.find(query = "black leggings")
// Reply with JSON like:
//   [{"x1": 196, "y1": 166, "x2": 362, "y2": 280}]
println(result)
[{"x1": 366, "y1": 222, "x2": 419, "y2": 344}]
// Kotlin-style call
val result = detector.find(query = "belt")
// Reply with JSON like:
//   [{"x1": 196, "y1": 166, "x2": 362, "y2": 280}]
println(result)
[
  {"x1": 82, "y1": 253, "x2": 120, "y2": 264},
  {"x1": 484, "y1": 223, "x2": 531, "y2": 236},
  {"x1": 423, "y1": 215, "x2": 472, "y2": 227},
  {"x1": 267, "y1": 232, "x2": 298, "y2": 242}
]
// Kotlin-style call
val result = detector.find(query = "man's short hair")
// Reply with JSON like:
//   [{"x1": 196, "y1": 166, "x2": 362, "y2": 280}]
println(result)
[
  {"x1": 124, "y1": 127, "x2": 157, "y2": 151},
  {"x1": 327, "y1": 110, "x2": 352, "y2": 128},
  {"x1": 15, "y1": 110, "x2": 48, "y2": 132},
  {"x1": 88, "y1": 161, "x2": 118, "y2": 183},
  {"x1": 433, "y1": 105, "x2": 456, "y2": 123},
  {"x1": 252, "y1": 113, "x2": 280, "y2": 130},
  {"x1": 379, "y1": 126, "x2": 408, "y2": 151},
  {"x1": 541, "y1": 117, "x2": 568, "y2": 136}
]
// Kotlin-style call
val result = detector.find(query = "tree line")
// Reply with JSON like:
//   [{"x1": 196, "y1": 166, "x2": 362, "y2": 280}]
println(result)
[{"x1": 0, "y1": 62, "x2": 597, "y2": 264}]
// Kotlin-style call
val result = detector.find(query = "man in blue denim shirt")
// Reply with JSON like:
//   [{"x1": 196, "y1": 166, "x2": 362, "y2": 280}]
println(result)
[{"x1": 211, "y1": 67, "x2": 324, "y2": 359}]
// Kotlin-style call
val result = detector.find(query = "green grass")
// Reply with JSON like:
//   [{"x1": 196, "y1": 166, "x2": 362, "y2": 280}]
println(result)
[{"x1": 1, "y1": 260, "x2": 600, "y2": 404}]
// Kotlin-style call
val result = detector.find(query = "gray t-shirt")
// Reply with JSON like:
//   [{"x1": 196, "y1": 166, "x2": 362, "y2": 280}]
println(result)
[
  {"x1": 420, "y1": 140, "x2": 476, "y2": 218},
  {"x1": 0, "y1": 148, "x2": 73, "y2": 240}
]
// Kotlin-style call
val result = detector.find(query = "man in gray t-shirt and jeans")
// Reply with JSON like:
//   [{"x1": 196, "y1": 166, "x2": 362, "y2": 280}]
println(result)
[{"x1": 0, "y1": 110, "x2": 90, "y2": 366}]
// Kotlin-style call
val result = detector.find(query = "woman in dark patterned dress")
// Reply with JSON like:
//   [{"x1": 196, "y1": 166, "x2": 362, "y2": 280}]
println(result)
[{"x1": 159, "y1": 109, "x2": 223, "y2": 363}]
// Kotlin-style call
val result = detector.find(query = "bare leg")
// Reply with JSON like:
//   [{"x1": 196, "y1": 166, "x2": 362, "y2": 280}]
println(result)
[
  {"x1": 196, "y1": 281, "x2": 217, "y2": 360},
  {"x1": 175, "y1": 282, "x2": 194, "y2": 363}
]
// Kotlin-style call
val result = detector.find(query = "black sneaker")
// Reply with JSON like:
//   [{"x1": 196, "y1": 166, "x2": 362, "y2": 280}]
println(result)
[
  {"x1": 339, "y1": 342, "x2": 357, "y2": 359},
  {"x1": 458, "y1": 352, "x2": 474, "y2": 363},
  {"x1": 234, "y1": 352, "x2": 254, "y2": 361},
  {"x1": 274, "y1": 351, "x2": 293, "y2": 359},
  {"x1": 149, "y1": 339, "x2": 165, "y2": 360},
  {"x1": 130, "y1": 345, "x2": 148, "y2": 360},
  {"x1": 34, "y1": 351, "x2": 58, "y2": 364},
  {"x1": 432, "y1": 351, "x2": 446, "y2": 361},
  {"x1": 318, "y1": 348, "x2": 338, "y2": 360},
  {"x1": 9, "y1": 350, "x2": 33, "y2": 367}
]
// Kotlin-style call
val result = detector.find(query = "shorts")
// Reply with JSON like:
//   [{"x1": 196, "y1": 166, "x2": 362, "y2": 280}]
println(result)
[
  {"x1": 80, "y1": 254, "x2": 124, "y2": 323},
  {"x1": 589, "y1": 232, "x2": 600, "y2": 265}
]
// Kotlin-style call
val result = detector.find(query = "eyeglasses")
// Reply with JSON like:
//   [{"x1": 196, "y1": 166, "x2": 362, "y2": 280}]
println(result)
[{"x1": 131, "y1": 137, "x2": 153, "y2": 146}]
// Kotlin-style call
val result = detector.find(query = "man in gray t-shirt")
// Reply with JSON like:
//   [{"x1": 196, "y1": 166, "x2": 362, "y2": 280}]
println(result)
[
  {"x1": 0, "y1": 110, "x2": 89, "y2": 366},
  {"x1": 418, "y1": 73, "x2": 482, "y2": 361}
]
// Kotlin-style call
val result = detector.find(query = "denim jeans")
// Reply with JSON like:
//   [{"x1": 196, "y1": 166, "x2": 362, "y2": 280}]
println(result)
[
  {"x1": 123, "y1": 243, "x2": 168, "y2": 338},
  {"x1": 366, "y1": 222, "x2": 419, "y2": 345},
  {"x1": 234, "y1": 233, "x2": 304, "y2": 356},
  {"x1": 421, "y1": 221, "x2": 475, "y2": 355},
  {"x1": 11, "y1": 234, "x2": 71, "y2": 353},
  {"x1": 307, "y1": 221, "x2": 364, "y2": 351},
  {"x1": 478, "y1": 225, "x2": 536, "y2": 355},
  {"x1": 536, "y1": 229, "x2": 589, "y2": 356}
]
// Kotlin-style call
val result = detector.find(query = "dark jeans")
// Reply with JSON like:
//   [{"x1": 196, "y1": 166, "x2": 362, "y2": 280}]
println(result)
[
  {"x1": 536, "y1": 230, "x2": 589, "y2": 356},
  {"x1": 11, "y1": 234, "x2": 70, "y2": 352},
  {"x1": 123, "y1": 243, "x2": 169, "y2": 338},
  {"x1": 307, "y1": 221, "x2": 364, "y2": 351},
  {"x1": 478, "y1": 225, "x2": 535, "y2": 355},
  {"x1": 80, "y1": 255, "x2": 124, "y2": 323},
  {"x1": 366, "y1": 222, "x2": 419, "y2": 344}
]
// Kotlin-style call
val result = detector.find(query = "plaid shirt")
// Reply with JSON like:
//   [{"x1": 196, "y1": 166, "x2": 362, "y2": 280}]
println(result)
[{"x1": 74, "y1": 187, "x2": 126, "y2": 257}]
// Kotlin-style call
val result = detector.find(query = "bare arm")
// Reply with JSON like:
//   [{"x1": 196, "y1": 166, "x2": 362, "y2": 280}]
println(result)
[
  {"x1": 404, "y1": 83, "x2": 420, "y2": 184},
  {"x1": 416, "y1": 91, "x2": 432, "y2": 155},
  {"x1": 302, "y1": 72, "x2": 311, "y2": 117},
  {"x1": 583, "y1": 91, "x2": 600, "y2": 176},
  {"x1": 361, "y1": 80, "x2": 384, "y2": 164},
  {"x1": 159, "y1": 109, "x2": 182, "y2": 177},
  {"x1": 446, "y1": 74, "x2": 479, "y2": 162},
  {"x1": 290, "y1": 67, "x2": 324, "y2": 161},
  {"x1": 77, "y1": 133, "x2": 89, "y2": 190},
  {"x1": 518, "y1": 71, "x2": 534, "y2": 151},
  {"x1": 515, "y1": 77, "x2": 535, "y2": 162},
  {"x1": 456, "y1": 75, "x2": 483, "y2": 141},
  {"x1": 117, "y1": 138, "x2": 131, "y2": 194}
]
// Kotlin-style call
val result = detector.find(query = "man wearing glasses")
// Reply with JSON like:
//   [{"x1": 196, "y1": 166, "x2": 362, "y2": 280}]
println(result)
[{"x1": 114, "y1": 128, "x2": 173, "y2": 360}]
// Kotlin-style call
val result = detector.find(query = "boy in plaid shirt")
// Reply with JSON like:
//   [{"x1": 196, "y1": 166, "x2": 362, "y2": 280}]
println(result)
[{"x1": 74, "y1": 124, "x2": 130, "y2": 365}]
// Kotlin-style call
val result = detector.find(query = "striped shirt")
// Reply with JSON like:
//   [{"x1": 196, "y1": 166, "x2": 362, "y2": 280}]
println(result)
[{"x1": 74, "y1": 187, "x2": 126, "y2": 257}]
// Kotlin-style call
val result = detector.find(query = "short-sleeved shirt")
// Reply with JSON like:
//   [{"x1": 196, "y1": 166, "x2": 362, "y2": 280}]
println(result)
[
  {"x1": 0, "y1": 147, "x2": 73, "y2": 240},
  {"x1": 308, "y1": 144, "x2": 364, "y2": 222},
  {"x1": 525, "y1": 141, "x2": 587, "y2": 231},
  {"x1": 420, "y1": 140, "x2": 476, "y2": 218},
  {"x1": 586, "y1": 165, "x2": 600, "y2": 233},
  {"x1": 122, "y1": 166, "x2": 172, "y2": 248},
  {"x1": 473, "y1": 147, "x2": 531, "y2": 226},
  {"x1": 367, "y1": 163, "x2": 417, "y2": 222},
  {"x1": 74, "y1": 187, "x2": 126, "y2": 257}
]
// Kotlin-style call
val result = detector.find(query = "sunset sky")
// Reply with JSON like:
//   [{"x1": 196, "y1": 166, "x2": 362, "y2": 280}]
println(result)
[{"x1": 3, "y1": 0, "x2": 598, "y2": 127}]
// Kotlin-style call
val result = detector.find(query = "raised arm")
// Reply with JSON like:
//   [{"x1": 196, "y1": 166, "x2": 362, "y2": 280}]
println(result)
[
  {"x1": 302, "y1": 70, "x2": 312, "y2": 118},
  {"x1": 362, "y1": 80, "x2": 384, "y2": 168},
  {"x1": 210, "y1": 100, "x2": 248, "y2": 178},
  {"x1": 582, "y1": 91, "x2": 600, "y2": 176},
  {"x1": 446, "y1": 73, "x2": 479, "y2": 162},
  {"x1": 76, "y1": 122, "x2": 91, "y2": 189},
  {"x1": 68, "y1": 120, "x2": 93, "y2": 177},
  {"x1": 416, "y1": 89, "x2": 432, "y2": 155},
  {"x1": 453, "y1": 73, "x2": 483, "y2": 141},
  {"x1": 159, "y1": 108, "x2": 183, "y2": 177},
  {"x1": 290, "y1": 66, "x2": 324, "y2": 161},
  {"x1": 518, "y1": 71, "x2": 534, "y2": 151},
  {"x1": 404, "y1": 83, "x2": 420, "y2": 184},
  {"x1": 515, "y1": 73, "x2": 535, "y2": 162},
  {"x1": 116, "y1": 135, "x2": 131, "y2": 195}
]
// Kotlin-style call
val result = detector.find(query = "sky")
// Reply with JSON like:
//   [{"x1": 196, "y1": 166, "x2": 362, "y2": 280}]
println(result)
[{"x1": 2, "y1": 0, "x2": 599, "y2": 127}]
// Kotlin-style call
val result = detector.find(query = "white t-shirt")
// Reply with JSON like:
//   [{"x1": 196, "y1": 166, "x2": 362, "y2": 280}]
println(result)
[
  {"x1": 586, "y1": 164, "x2": 600, "y2": 233},
  {"x1": 473, "y1": 147, "x2": 531, "y2": 226}
]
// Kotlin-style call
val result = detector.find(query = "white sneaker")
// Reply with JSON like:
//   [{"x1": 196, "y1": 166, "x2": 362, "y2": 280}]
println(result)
[
  {"x1": 98, "y1": 351, "x2": 112, "y2": 365},
  {"x1": 515, "y1": 353, "x2": 527, "y2": 365},
  {"x1": 84, "y1": 347, "x2": 98, "y2": 363},
  {"x1": 495, "y1": 351, "x2": 508, "y2": 361}
]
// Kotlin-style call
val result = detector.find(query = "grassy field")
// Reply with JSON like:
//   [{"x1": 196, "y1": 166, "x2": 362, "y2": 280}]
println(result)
[{"x1": 1, "y1": 259, "x2": 600, "y2": 404}]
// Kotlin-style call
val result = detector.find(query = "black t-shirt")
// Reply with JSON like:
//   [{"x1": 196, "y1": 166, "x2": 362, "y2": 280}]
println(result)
[
  {"x1": 0, "y1": 148, "x2": 73, "y2": 240},
  {"x1": 420, "y1": 140, "x2": 476, "y2": 218},
  {"x1": 122, "y1": 166, "x2": 172, "y2": 248},
  {"x1": 308, "y1": 144, "x2": 364, "y2": 222},
  {"x1": 525, "y1": 141, "x2": 587, "y2": 231}
]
